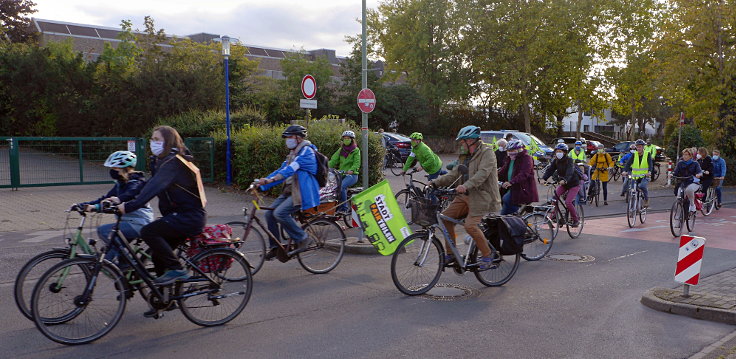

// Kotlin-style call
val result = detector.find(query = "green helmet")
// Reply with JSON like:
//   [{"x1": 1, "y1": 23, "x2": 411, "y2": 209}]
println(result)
[
  {"x1": 456, "y1": 125, "x2": 481, "y2": 140},
  {"x1": 409, "y1": 132, "x2": 423, "y2": 140}
]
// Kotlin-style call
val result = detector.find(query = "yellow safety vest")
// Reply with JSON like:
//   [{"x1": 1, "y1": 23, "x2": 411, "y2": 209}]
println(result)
[
  {"x1": 631, "y1": 151, "x2": 649, "y2": 178},
  {"x1": 644, "y1": 145, "x2": 656, "y2": 160},
  {"x1": 570, "y1": 149, "x2": 586, "y2": 162}
]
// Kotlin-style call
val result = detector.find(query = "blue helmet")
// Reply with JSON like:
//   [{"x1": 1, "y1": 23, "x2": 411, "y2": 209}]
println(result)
[
  {"x1": 574, "y1": 140, "x2": 582, "y2": 146},
  {"x1": 455, "y1": 125, "x2": 481, "y2": 140},
  {"x1": 555, "y1": 143, "x2": 569, "y2": 152}
]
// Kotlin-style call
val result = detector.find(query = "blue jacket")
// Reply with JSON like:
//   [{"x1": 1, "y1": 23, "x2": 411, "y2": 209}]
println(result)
[
  {"x1": 124, "y1": 150, "x2": 206, "y2": 237},
  {"x1": 82, "y1": 171, "x2": 153, "y2": 228},
  {"x1": 260, "y1": 141, "x2": 320, "y2": 210},
  {"x1": 673, "y1": 160, "x2": 702, "y2": 188},
  {"x1": 713, "y1": 157, "x2": 727, "y2": 178},
  {"x1": 618, "y1": 152, "x2": 633, "y2": 165}
]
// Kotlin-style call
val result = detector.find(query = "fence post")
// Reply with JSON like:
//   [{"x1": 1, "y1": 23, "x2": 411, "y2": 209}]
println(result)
[
  {"x1": 78, "y1": 140, "x2": 85, "y2": 182},
  {"x1": 135, "y1": 138, "x2": 146, "y2": 172},
  {"x1": 9, "y1": 138, "x2": 20, "y2": 190}
]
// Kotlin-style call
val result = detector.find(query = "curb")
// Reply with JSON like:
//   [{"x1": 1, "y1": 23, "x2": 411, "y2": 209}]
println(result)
[
  {"x1": 641, "y1": 287, "x2": 736, "y2": 325},
  {"x1": 344, "y1": 237, "x2": 380, "y2": 255}
]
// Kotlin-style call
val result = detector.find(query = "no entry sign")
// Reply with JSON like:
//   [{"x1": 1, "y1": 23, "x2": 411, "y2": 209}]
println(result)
[
  {"x1": 675, "y1": 235, "x2": 706, "y2": 285},
  {"x1": 357, "y1": 88, "x2": 376, "y2": 113},
  {"x1": 301, "y1": 75, "x2": 316, "y2": 99}
]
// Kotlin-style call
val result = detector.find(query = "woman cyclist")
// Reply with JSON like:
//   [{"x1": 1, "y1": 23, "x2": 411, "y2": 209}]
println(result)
[
  {"x1": 498, "y1": 140, "x2": 538, "y2": 215},
  {"x1": 328, "y1": 130, "x2": 361, "y2": 213},
  {"x1": 696, "y1": 147, "x2": 713, "y2": 197},
  {"x1": 673, "y1": 148, "x2": 703, "y2": 213},
  {"x1": 542, "y1": 143, "x2": 582, "y2": 227}
]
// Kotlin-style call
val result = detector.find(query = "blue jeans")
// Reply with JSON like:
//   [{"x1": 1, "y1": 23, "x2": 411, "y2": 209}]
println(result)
[
  {"x1": 339, "y1": 174, "x2": 358, "y2": 212},
  {"x1": 97, "y1": 222, "x2": 141, "y2": 263},
  {"x1": 501, "y1": 190, "x2": 519, "y2": 215},
  {"x1": 716, "y1": 183, "x2": 723, "y2": 203},
  {"x1": 637, "y1": 177, "x2": 650, "y2": 200},
  {"x1": 427, "y1": 169, "x2": 447, "y2": 181},
  {"x1": 264, "y1": 194, "x2": 306, "y2": 248}
]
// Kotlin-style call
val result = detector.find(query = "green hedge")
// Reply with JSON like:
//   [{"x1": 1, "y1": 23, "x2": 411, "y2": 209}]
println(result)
[
  {"x1": 149, "y1": 107, "x2": 266, "y2": 138},
  {"x1": 211, "y1": 120, "x2": 386, "y2": 189}
]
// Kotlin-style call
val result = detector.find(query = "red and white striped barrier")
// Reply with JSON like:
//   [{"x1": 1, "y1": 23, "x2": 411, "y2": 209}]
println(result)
[
  {"x1": 666, "y1": 160, "x2": 673, "y2": 186},
  {"x1": 675, "y1": 235, "x2": 706, "y2": 285},
  {"x1": 351, "y1": 203, "x2": 361, "y2": 228}
]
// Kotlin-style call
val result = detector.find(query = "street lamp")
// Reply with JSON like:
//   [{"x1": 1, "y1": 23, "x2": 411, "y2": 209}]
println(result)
[{"x1": 222, "y1": 35, "x2": 232, "y2": 185}]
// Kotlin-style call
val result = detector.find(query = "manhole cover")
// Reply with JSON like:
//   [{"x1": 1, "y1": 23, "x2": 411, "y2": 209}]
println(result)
[
  {"x1": 423, "y1": 283, "x2": 478, "y2": 301},
  {"x1": 546, "y1": 253, "x2": 595, "y2": 262}
]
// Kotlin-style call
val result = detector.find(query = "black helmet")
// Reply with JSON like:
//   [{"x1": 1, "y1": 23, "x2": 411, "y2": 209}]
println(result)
[{"x1": 282, "y1": 125, "x2": 307, "y2": 138}]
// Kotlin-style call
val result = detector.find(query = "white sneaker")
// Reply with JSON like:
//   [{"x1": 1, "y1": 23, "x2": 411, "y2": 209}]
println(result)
[{"x1": 689, "y1": 205, "x2": 696, "y2": 212}]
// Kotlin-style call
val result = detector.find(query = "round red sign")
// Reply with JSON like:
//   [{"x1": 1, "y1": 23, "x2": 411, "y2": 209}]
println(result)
[
  {"x1": 301, "y1": 75, "x2": 316, "y2": 99},
  {"x1": 357, "y1": 88, "x2": 376, "y2": 113}
]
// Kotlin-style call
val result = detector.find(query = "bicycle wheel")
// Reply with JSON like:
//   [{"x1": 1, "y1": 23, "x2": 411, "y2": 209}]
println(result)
[
  {"x1": 391, "y1": 232, "x2": 443, "y2": 295},
  {"x1": 471, "y1": 241, "x2": 520, "y2": 287},
  {"x1": 639, "y1": 193, "x2": 647, "y2": 224},
  {"x1": 179, "y1": 248, "x2": 252, "y2": 326},
  {"x1": 652, "y1": 164, "x2": 661, "y2": 182},
  {"x1": 566, "y1": 203, "x2": 585, "y2": 238},
  {"x1": 297, "y1": 219, "x2": 346, "y2": 274},
  {"x1": 226, "y1": 221, "x2": 266, "y2": 275},
  {"x1": 703, "y1": 188, "x2": 716, "y2": 216},
  {"x1": 32, "y1": 258, "x2": 126, "y2": 345},
  {"x1": 15, "y1": 248, "x2": 70, "y2": 321},
  {"x1": 613, "y1": 168, "x2": 621, "y2": 181},
  {"x1": 521, "y1": 213, "x2": 554, "y2": 261},
  {"x1": 395, "y1": 189, "x2": 414, "y2": 223},
  {"x1": 548, "y1": 206, "x2": 561, "y2": 239},
  {"x1": 670, "y1": 201, "x2": 684, "y2": 237},
  {"x1": 390, "y1": 155, "x2": 403, "y2": 176},
  {"x1": 686, "y1": 207, "x2": 696, "y2": 232},
  {"x1": 626, "y1": 192, "x2": 637, "y2": 228}
]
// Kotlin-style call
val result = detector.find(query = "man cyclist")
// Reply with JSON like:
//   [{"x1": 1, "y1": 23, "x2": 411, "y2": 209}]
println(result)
[
  {"x1": 712, "y1": 149, "x2": 727, "y2": 205},
  {"x1": 429, "y1": 125, "x2": 501, "y2": 270},
  {"x1": 622, "y1": 139, "x2": 653, "y2": 207},
  {"x1": 257, "y1": 125, "x2": 320, "y2": 260},
  {"x1": 570, "y1": 140, "x2": 587, "y2": 163},
  {"x1": 401, "y1": 132, "x2": 445, "y2": 180}
]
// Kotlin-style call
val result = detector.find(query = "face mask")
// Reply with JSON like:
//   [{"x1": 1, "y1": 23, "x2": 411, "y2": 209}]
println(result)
[
  {"x1": 150, "y1": 140, "x2": 164, "y2": 156},
  {"x1": 508, "y1": 151, "x2": 518, "y2": 159},
  {"x1": 459, "y1": 144, "x2": 469, "y2": 155},
  {"x1": 555, "y1": 152, "x2": 564, "y2": 159},
  {"x1": 696, "y1": 154, "x2": 702, "y2": 159},
  {"x1": 713, "y1": 155, "x2": 720, "y2": 161},
  {"x1": 411, "y1": 141, "x2": 419, "y2": 148},
  {"x1": 109, "y1": 169, "x2": 122, "y2": 180},
  {"x1": 343, "y1": 139, "x2": 352, "y2": 146},
  {"x1": 498, "y1": 147, "x2": 506, "y2": 152},
  {"x1": 575, "y1": 146, "x2": 581, "y2": 150},
  {"x1": 285, "y1": 138, "x2": 298, "y2": 149},
  {"x1": 630, "y1": 150, "x2": 635, "y2": 154}
]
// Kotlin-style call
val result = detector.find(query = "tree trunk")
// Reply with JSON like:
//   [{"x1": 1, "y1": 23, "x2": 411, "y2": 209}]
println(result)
[
  {"x1": 522, "y1": 103, "x2": 531, "y2": 133},
  {"x1": 576, "y1": 103, "x2": 583, "y2": 139}
]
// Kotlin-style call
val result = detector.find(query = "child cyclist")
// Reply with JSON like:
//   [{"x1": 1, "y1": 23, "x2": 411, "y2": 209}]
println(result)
[{"x1": 77, "y1": 151, "x2": 154, "y2": 263}]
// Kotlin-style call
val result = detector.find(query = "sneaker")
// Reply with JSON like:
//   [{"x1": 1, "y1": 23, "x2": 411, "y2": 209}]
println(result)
[
  {"x1": 153, "y1": 269, "x2": 189, "y2": 286},
  {"x1": 620, "y1": 193, "x2": 624, "y2": 197},
  {"x1": 264, "y1": 247, "x2": 278, "y2": 261},
  {"x1": 570, "y1": 220, "x2": 580, "y2": 228},
  {"x1": 144, "y1": 303, "x2": 178, "y2": 318},
  {"x1": 604, "y1": 201, "x2": 608, "y2": 205},
  {"x1": 643, "y1": 199, "x2": 649, "y2": 208},
  {"x1": 443, "y1": 254, "x2": 456, "y2": 266},
  {"x1": 478, "y1": 256, "x2": 495, "y2": 270},
  {"x1": 288, "y1": 238, "x2": 310, "y2": 256}
]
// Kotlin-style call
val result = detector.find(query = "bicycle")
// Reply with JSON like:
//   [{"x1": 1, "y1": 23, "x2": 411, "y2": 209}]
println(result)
[
  {"x1": 516, "y1": 204, "x2": 556, "y2": 261},
  {"x1": 625, "y1": 175, "x2": 647, "y2": 228},
  {"x1": 384, "y1": 147, "x2": 403, "y2": 176},
  {"x1": 611, "y1": 160, "x2": 624, "y2": 182},
  {"x1": 30, "y1": 203, "x2": 253, "y2": 345},
  {"x1": 226, "y1": 182, "x2": 346, "y2": 275},
  {"x1": 390, "y1": 188, "x2": 520, "y2": 296},
  {"x1": 14, "y1": 206, "x2": 152, "y2": 321},
  {"x1": 670, "y1": 176, "x2": 698, "y2": 237},
  {"x1": 587, "y1": 167, "x2": 609, "y2": 207},
  {"x1": 543, "y1": 181, "x2": 585, "y2": 238},
  {"x1": 700, "y1": 182, "x2": 718, "y2": 216},
  {"x1": 650, "y1": 162, "x2": 661, "y2": 182}
]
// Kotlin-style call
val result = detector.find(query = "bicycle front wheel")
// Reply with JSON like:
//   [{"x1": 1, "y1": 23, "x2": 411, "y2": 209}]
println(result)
[
  {"x1": 391, "y1": 232, "x2": 443, "y2": 295},
  {"x1": 472, "y1": 242, "x2": 520, "y2": 287},
  {"x1": 298, "y1": 219, "x2": 346, "y2": 274},
  {"x1": 626, "y1": 192, "x2": 637, "y2": 228},
  {"x1": 521, "y1": 213, "x2": 554, "y2": 261},
  {"x1": 566, "y1": 203, "x2": 585, "y2": 238},
  {"x1": 179, "y1": 248, "x2": 253, "y2": 326},
  {"x1": 389, "y1": 156, "x2": 403, "y2": 176},
  {"x1": 670, "y1": 201, "x2": 684, "y2": 237},
  {"x1": 639, "y1": 195, "x2": 647, "y2": 224},
  {"x1": 15, "y1": 248, "x2": 70, "y2": 321},
  {"x1": 227, "y1": 221, "x2": 266, "y2": 275},
  {"x1": 32, "y1": 258, "x2": 126, "y2": 345},
  {"x1": 395, "y1": 189, "x2": 414, "y2": 223},
  {"x1": 703, "y1": 189, "x2": 716, "y2": 216},
  {"x1": 686, "y1": 208, "x2": 696, "y2": 232}
]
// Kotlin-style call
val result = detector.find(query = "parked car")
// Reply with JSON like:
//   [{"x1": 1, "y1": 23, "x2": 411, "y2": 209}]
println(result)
[
  {"x1": 381, "y1": 132, "x2": 412, "y2": 163},
  {"x1": 480, "y1": 130, "x2": 554, "y2": 164},
  {"x1": 553, "y1": 136, "x2": 587, "y2": 149},
  {"x1": 606, "y1": 141, "x2": 664, "y2": 162},
  {"x1": 586, "y1": 140, "x2": 603, "y2": 155}
]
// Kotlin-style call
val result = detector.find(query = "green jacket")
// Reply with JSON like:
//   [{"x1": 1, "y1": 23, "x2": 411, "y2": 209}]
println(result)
[
  {"x1": 403, "y1": 142, "x2": 442, "y2": 174},
  {"x1": 329, "y1": 147, "x2": 361, "y2": 174}
]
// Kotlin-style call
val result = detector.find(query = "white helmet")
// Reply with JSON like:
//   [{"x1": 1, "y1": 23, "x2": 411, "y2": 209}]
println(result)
[
  {"x1": 342, "y1": 130, "x2": 356, "y2": 138},
  {"x1": 104, "y1": 151, "x2": 137, "y2": 168}
]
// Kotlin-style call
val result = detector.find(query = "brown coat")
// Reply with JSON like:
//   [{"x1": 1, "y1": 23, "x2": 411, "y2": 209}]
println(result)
[{"x1": 433, "y1": 142, "x2": 501, "y2": 216}]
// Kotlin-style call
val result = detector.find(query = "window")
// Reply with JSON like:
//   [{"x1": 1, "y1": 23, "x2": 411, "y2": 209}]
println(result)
[{"x1": 583, "y1": 125, "x2": 589, "y2": 132}]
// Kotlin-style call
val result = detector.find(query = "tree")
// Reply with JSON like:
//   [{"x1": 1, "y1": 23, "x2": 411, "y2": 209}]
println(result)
[
  {"x1": 0, "y1": 0, "x2": 37, "y2": 43},
  {"x1": 279, "y1": 50, "x2": 337, "y2": 121}
]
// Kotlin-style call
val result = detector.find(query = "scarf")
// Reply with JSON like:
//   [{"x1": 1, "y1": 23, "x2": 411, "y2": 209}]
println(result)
[{"x1": 340, "y1": 142, "x2": 357, "y2": 158}]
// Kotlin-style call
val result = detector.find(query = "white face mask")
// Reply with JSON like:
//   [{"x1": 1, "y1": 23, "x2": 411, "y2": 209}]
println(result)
[
  {"x1": 150, "y1": 140, "x2": 164, "y2": 156},
  {"x1": 696, "y1": 154, "x2": 702, "y2": 159},
  {"x1": 713, "y1": 155, "x2": 720, "y2": 160},
  {"x1": 555, "y1": 152, "x2": 564, "y2": 159},
  {"x1": 285, "y1": 138, "x2": 298, "y2": 149},
  {"x1": 630, "y1": 150, "x2": 635, "y2": 154}
]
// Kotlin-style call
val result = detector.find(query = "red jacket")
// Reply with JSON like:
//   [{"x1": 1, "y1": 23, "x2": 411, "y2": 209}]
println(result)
[{"x1": 498, "y1": 149, "x2": 539, "y2": 205}]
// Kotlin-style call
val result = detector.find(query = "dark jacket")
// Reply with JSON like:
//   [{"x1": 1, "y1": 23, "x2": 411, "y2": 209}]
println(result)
[
  {"x1": 697, "y1": 156, "x2": 713, "y2": 187},
  {"x1": 498, "y1": 149, "x2": 539, "y2": 205},
  {"x1": 494, "y1": 150, "x2": 507, "y2": 169},
  {"x1": 542, "y1": 156, "x2": 580, "y2": 189},
  {"x1": 81, "y1": 171, "x2": 154, "y2": 227},
  {"x1": 673, "y1": 159, "x2": 702, "y2": 194},
  {"x1": 124, "y1": 149, "x2": 206, "y2": 237}
]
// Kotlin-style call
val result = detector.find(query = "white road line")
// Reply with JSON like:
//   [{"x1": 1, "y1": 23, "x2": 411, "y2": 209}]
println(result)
[{"x1": 19, "y1": 230, "x2": 60, "y2": 243}]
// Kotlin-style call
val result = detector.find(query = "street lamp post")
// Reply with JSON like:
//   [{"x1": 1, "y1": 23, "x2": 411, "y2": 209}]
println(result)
[{"x1": 222, "y1": 35, "x2": 232, "y2": 185}]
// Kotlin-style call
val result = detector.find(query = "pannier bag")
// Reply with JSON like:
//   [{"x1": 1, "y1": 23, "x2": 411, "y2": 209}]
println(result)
[
  {"x1": 482, "y1": 215, "x2": 527, "y2": 255},
  {"x1": 186, "y1": 224, "x2": 235, "y2": 273}
]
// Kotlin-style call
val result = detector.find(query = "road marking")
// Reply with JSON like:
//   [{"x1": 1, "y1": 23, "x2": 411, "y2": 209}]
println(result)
[
  {"x1": 606, "y1": 250, "x2": 648, "y2": 262},
  {"x1": 19, "y1": 230, "x2": 60, "y2": 243},
  {"x1": 621, "y1": 225, "x2": 668, "y2": 233}
]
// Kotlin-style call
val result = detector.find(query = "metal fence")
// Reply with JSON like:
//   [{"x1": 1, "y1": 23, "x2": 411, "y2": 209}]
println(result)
[{"x1": 1, "y1": 137, "x2": 214, "y2": 189}]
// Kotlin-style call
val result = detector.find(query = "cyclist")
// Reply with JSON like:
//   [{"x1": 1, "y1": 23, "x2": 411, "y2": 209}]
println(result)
[
  {"x1": 673, "y1": 148, "x2": 703, "y2": 212},
  {"x1": 429, "y1": 125, "x2": 500, "y2": 270},
  {"x1": 696, "y1": 147, "x2": 714, "y2": 197},
  {"x1": 498, "y1": 140, "x2": 538, "y2": 215},
  {"x1": 542, "y1": 143, "x2": 582, "y2": 227},
  {"x1": 401, "y1": 132, "x2": 445, "y2": 180},
  {"x1": 588, "y1": 143, "x2": 614, "y2": 205},
  {"x1": 622, "y1": 139, "x2": 653, "y2": 208},
  {"x1": 78, "y1": 151, "x2": 153, "y2": 263},
  {"x1": 618, "y1": 144, "x2": 636, "y2": 197},
  {"x1": 712, "y1": 149, "x2": 727, "y2": 205},
  {"x1": 257, "y1": 125, "x2": 320, "y2": 261},
  {"x1": 328, "y1": 130, "x2": 361, "y2": 213},
  {"x1": 117, "y1": 126, "x2": 206, "y2": 285},
  {"x1": 570, "y1": 140, "x2": 587, "y2": 163},
  {"x1": 495, "y1": 138, "x2": 508, "y2": 169},
  {"x1": 644, "y1": 138, "x2": 657, "y2": 161}
]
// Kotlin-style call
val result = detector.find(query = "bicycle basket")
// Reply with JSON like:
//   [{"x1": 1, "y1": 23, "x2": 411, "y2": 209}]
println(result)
[
  {"x1": 409, "y1": 197, "x2": 440, "y2": 227},
  {"x1": 186, "y1": 224, "x2": 235, "y2": 273}
]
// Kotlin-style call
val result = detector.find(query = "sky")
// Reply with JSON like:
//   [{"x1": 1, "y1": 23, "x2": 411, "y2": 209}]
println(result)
[{"x1": 32, "y1": 0, "x2": 381, "y2": 56}]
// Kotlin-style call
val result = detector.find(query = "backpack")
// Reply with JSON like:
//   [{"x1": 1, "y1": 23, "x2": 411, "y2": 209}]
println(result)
[{"x1": 314, "y1": 150, "x2": 330, "y2": 187}]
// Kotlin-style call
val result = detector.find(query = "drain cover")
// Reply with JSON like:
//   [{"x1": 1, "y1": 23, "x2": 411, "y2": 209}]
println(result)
[
  {"x1": 546, "y1": 253, "x2": 595, "y2": 262},
  {"x1": 423, "y1": 283, "x2": 477, "y2": 301}
]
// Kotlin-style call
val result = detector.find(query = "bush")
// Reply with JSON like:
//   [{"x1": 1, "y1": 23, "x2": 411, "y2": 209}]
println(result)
[
  {"x1": 149, "y1": 107, "x2": 267, "y2": 138},
  {"x1": 664, "y1": 124, "x2": 704, "y2": 160},
  {"x1": 423, "y1": 136, "x2": 458, "y2": 154}
]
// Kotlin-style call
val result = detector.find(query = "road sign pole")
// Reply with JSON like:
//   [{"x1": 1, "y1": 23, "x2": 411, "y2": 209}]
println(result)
[{"x1": 360, "y1": 0, "x2": 368, "y2": 242}]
